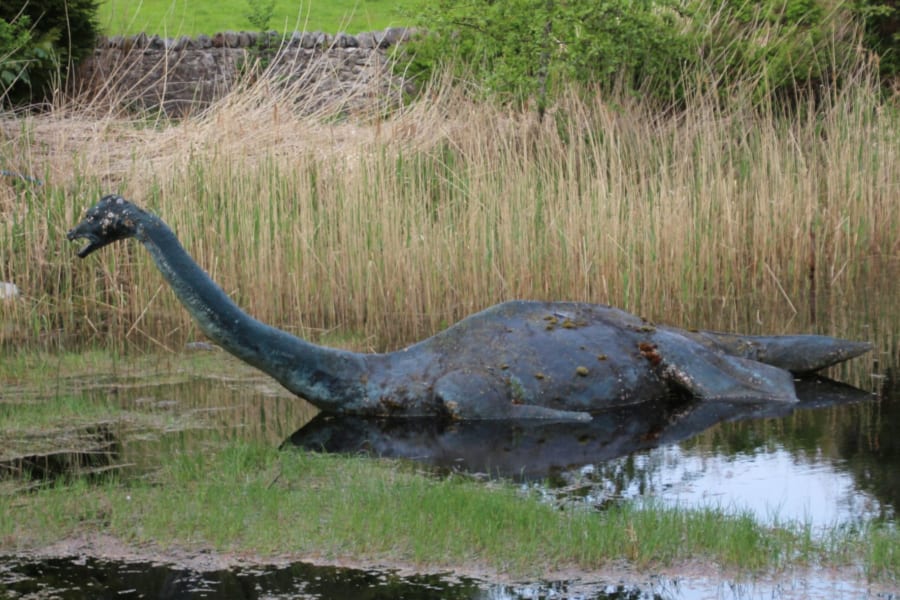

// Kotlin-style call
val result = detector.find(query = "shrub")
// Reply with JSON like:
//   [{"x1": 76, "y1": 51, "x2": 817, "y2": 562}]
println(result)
[
  {"x1": 400, "y1": 0, "x2": 874, "y2": 109},
  {"x1": 245, "y1": 0, "x2": 276, "y2": 32},
  {"x1": 691, "y1": 0, "x2": 864, "y2": 105},
  {"x1": 400, "y1": 0, "x2": 691, "y2": 112},
  {"x1": 0, "y1": 0, "x2": 100, "y2": 106},
  {"x1": 851, "y1": 0, "x2": 899, "y2": 83}
]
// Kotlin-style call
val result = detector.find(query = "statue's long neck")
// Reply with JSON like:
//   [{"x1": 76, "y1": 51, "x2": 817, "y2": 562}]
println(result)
[{"x1": 135, "y1": 216, "x2": 368, "y2": 412}]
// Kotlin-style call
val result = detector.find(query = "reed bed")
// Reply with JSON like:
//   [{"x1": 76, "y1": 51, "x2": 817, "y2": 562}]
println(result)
[{"x1": 0, "y1": 63, "x2": 896, "y2": 356}]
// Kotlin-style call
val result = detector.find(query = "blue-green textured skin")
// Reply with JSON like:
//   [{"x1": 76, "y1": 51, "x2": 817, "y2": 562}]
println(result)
[{"x1": 68, "y1": 195, "x2": 873, "y2": 421}]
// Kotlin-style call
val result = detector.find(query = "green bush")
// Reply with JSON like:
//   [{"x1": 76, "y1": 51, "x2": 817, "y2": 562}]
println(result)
[
  {"x1": 0, "y1": 0, "x2": 100, "y2": 106},
  {"x1": 1, "y1": 16, "x2": 32, "y2": 93},
  {"x1": 400, "y1": 0, "x2": 875, "y2": 109},
  {"x1": 691, "y1": 0, "x2": 862, "y2": 104},
  {"x1": 401, "y1": 0, "x2": 691, "y2": 111},
  {"x1": 851, "y1": 0, "x2": 899, "y2": 83}
]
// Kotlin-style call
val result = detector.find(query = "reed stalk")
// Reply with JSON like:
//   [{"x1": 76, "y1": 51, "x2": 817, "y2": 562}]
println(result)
[{"x1": 0, "y1": 61, "x2": 896, "y2": 356}]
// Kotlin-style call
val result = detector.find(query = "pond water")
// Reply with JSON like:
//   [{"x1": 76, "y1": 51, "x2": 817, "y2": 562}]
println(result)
[
  {"x1": 1, "y1": 344, "x2": 898, "y2": 599},
  {"x1": 0, "y1": 554, "x2": 896, "y2": 599}
]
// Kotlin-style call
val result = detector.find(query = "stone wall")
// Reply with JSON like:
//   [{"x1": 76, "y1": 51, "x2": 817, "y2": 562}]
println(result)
[{"x1": 75, "y1": 28, "x2": 415, "y2": 117}]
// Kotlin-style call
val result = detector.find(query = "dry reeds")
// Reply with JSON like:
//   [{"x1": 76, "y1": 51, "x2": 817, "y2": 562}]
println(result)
[{"x1": 0, "y1": 60, "x2": 896, "y2": 354}]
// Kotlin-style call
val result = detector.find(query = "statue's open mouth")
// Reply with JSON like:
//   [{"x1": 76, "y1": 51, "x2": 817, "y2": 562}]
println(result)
[{"x1": 66, "y1": 229, "x2": 109, "y2": 258}]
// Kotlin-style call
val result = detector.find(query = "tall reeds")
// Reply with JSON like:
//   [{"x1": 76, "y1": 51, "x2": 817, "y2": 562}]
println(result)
[{"x1": 0, "y1": 60, "x2": 896, "y2": 355}]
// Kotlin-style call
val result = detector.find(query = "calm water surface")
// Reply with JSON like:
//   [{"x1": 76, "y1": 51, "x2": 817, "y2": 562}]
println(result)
[{"x1": 0, "y1": 554, "x2": 896, "y2": 599}]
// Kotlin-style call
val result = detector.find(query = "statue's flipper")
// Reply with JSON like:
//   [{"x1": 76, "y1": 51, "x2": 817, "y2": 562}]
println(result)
[
  {"x1": 503, "y1": 404, "x2": 593, "y2": 421},
  {"x1": 689, "y1": 331, "x2": 873, "y2": 374},
  {"x1": 653, "y1": 330, "x2": 798, "y2": 402},
  {"x1": 433, "y1": 370, "x2": 592, "y2": 421}
]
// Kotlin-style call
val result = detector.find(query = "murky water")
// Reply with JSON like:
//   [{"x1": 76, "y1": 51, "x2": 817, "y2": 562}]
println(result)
[{"x1": 41, "y1": 364, "x2": 895, "y2": 531}]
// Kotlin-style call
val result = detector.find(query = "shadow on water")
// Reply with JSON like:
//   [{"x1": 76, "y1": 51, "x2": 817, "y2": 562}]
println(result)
[
  {"x1": 0, "y1": 423, "x2": 120, "y2": 485},
  {"x1": 0, "y1": 365, "x2": 316, "y2": 493}
]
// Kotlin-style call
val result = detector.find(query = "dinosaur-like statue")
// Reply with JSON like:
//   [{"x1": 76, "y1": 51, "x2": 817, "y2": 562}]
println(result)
[{"x1": 68, "y1": 195, "x2": 872, "y2": 421}]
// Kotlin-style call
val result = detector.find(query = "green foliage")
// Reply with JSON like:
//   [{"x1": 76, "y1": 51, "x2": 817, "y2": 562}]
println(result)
[
  {"x1": 401, "y1": 0, "x2": 691, "y2": 108},
  {"x1": 0, "y1": 16, "x2": 35, "y2": 92},
  {"x1": 851, "y1": 0, "x2": 899, "y2": 81},
  {"x1": 1, "y1": 0, "x2": 100, "y2": 66},
  {"x1": 0, "y1": 0, "x2": 101, "y2": 106},
  {"x1": 691, "y1": 0, "x2": 861, "y2": 104},
  {"x1": 245, "y1": 0, "x2": 276, "y2": 32},
  {"x1": 400, "y1": 0, "x2": 874, "y2": 109},
  {"x1": 0, "y1": 14, "x2": 58, "y2": 106}
]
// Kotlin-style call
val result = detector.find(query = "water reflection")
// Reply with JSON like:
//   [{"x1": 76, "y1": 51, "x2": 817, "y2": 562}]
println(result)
[
  {"x1": 601, "y1": 443, "x2": 888, "y2": 528},
  {"x1": 0, "y1": 555, "x2": 655, "y2": 600},
  {"x1": 837, "y1": 368, "x2": 900, "y2": 520},
  {"x1": 0, "y1": 555, "x2": 893, "y2": 600},
  {"x1": 285, "y1": 377, "x2": 873, "y2": 478},
  {"x1": 285, "y1": 376, "x2": 894, "y2": 527},
  {"x1": 0, "y1": 423, "x2": 119, "y2": 483},
  {"x1": 643, "y1": 369, "x2": 899, "y2": 526}
]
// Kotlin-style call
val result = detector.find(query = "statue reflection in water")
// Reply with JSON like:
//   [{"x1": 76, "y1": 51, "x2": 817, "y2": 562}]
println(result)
[{"x1": 284, "y1": 376, "x2": 875, "y2": 481}]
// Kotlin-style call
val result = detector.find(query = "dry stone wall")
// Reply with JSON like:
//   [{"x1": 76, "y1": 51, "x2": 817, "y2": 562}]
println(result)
[{"x1": 76, "y1": 28, "x2": 415, "y2": 116}]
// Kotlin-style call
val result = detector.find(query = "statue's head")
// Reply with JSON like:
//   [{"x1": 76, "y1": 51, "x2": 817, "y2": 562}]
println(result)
[{"x1": 67, "y1": 194, "x2": 146, "y2": 258}]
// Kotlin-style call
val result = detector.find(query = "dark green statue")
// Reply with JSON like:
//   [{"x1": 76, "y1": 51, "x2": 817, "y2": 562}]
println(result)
[{"x1": 68, "y1": 195, "x2": 872, "y2": 420}]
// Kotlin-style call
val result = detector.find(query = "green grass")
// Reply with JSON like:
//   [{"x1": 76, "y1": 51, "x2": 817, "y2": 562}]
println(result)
[
  {"x1": 0, "y1": 395, "x2": 119, "y2": 434},
  {"x1": 0, "y1": 349, "x2": 261, "y2": 386},
  {"x1": 1, "y1": 441, "x2": 897, "y2": 579},
  {"x1": 98, "y1": 0, "x2": 424, "y2": 36}
]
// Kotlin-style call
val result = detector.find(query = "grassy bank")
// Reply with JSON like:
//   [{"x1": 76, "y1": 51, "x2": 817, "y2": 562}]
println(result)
[
  {"x1": 1, "y1": 439, "x2": 897, "y2": 580},
  {"x1": 0, "y1": 67, "x2": 896, "y2": 359},
  {"x1": 98, "y1": 0, "x2": 422, "y2": 37}
]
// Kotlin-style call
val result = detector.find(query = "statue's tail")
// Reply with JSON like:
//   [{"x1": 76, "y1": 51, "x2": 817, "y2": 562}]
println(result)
[{"x1": 688, "y1": 330, "x2": 873, "y2": 374}]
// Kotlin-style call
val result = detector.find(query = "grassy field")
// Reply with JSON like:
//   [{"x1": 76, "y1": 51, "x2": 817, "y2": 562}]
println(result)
[{"x1": 98, "y1": 0, "x2": 423, "y2": 36}]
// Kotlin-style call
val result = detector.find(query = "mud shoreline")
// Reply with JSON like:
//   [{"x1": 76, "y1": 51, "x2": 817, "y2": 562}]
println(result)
[{"x1": 7, "y1": 534, "x2": 895, "y2": 599}]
